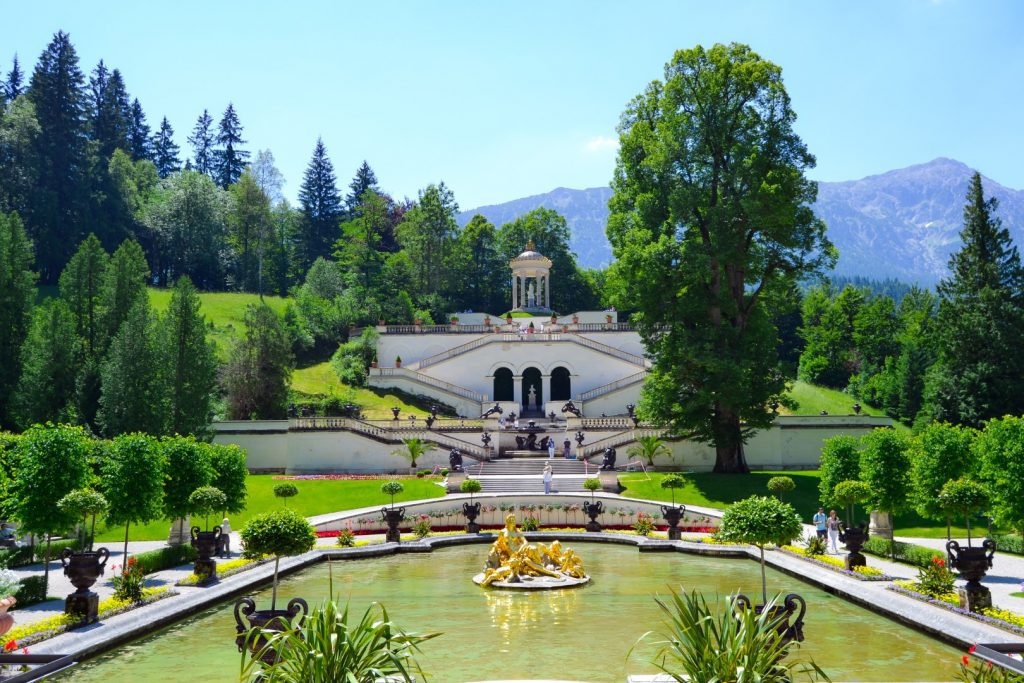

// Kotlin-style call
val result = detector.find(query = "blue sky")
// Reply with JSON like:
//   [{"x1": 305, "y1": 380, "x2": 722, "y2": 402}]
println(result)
[{"x1": 4, "y1": 0, "x2": 1023, "y2": 208}]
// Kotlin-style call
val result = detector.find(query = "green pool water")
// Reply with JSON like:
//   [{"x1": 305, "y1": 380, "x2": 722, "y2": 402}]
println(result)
[{"x1": 57, "y1": 543, "x2": 962, "y2": 682}]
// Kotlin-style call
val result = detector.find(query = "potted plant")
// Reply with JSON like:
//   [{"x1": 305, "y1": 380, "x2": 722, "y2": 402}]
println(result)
[
  {"x1": 273, "y1": 483, "x2": 299, "y2": 508},
  {"x1": 767, "y1": 476, "x2": 796, "y2": 502},
  {"x1": 659, "y1": 474, "x2": 687, "y2": 540},
  {"x1": 378, "y1": 318, "x2": 385, "y2": 326},
  {"x1": 528, "y1": 321, "x2": 535, "y2": 334},
  {"x1": 395, "y1": 355, "x2": 402, "y2": 368},
  {"x1": 484, "y1": 315, "x2": 491, "y2": 326},
  {"x1": 605, "y1": 314, "x2": 613, "y2": 324},
  {"x1": 56, "y1": 488, "x2": 110, "y2": 622},
  {"x1": 833, "y1": 479, "x2": 871, "y2": 569},
  {"x1": 370, "y1": 354, "x2": 378, "y2": 369},
  {"x1": 720, "y1": 495, "x2": 803, "y2": 608},
  {"x1": 380, "y1": 481, "x2": 406, "y2": 543},
  {"x1": 572, "y1": 314, "x2": 579, "y2": 324},
  {"x1": 189, "y1": 486, "x2": 227, "y2": 578},
  {"x1": 235, "y1": 508, "x2": 317, "y2": 662},
  {"x1": 506, "y1": 314, "x2": 514, "y2": 325},
  {"x1": 460, "y1": 479, "x2": 483, "y2": 533},
  {"x1": 939, "y1": 478, "x2": 996, "y2": 611},
  {"x1": 450, "y1": 316, "x2": 459, "y2": 325},
  {"x1": 550, "y1": 313, "x2": 557, "y2": 324},
  {"x1": 0, "y1": 569, "x2": 19, "y2": 637},
  {"x1": 583, "y1": 478, "x2": 604, "y2": 532}
]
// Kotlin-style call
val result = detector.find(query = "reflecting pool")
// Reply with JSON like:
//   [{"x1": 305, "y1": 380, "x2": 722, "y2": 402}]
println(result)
[{"x1": 57, "y1": 543, "x2": 961, "y2": 682}]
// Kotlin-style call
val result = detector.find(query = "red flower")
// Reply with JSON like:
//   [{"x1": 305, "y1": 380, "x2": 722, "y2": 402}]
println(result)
[
  {"x1": 962, "y1": 655, "x2": 969, "y2": 665},
  {"x1": 3, "y1": 640, "x2": 16, "y2": 652},
  {"x1": 20, "y1": 647, "x2": 28, "y2": 655},
  {"x1": 968, "y1": 644, "x2": 976, "y2": 653}
]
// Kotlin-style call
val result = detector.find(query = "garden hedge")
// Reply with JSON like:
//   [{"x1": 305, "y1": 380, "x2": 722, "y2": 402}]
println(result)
[
  {"x1": 991, "y1": 534, "x2": 1023, "y2": 556},
  {"x1": 132, "y1": 544, "x2": 198, "y2": 575},
  {"x1": 15, "y1": 575, "x2": 48, "y2": 607},
  {"x1": 862, "y1": 537, "x2": 943, "y2": 568}
]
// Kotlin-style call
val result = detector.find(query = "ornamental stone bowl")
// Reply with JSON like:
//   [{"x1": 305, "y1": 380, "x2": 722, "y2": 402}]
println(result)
[{"x1": 472, "y1": 572, "x2": 590, "y2": 590}]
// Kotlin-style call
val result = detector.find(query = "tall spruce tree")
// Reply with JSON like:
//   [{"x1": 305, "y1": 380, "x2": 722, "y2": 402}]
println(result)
[
  {"x1": 152, "y1": 116, "x2": 180, "y2": 177},
  {"x1": 27, "y1": 31, "x2": 91, "y2": 282},
  {"x1": 4, "y1": 55, "x2": 24, "y2": 100},
  {"x1": 296, "y1": 138, "x2": 342, "y2": 271},
  {"x1": 345, "y1": 160, "x2": 379, "y2": 215},
  {"x1": 0, "y1": 211, "x2": 35, "y2": 428},
  {"x1": 160, "y1": 277, "x2": 217, "y2": 435},
  {"x1": 925, "y1": 172, "x2": 1024, "y2": 426},
  {"x1": 98, "y1": 298, "x2": 164, "y2": 436},
  {"x1": 127, "y1": 98, "x2": 152, "y2": 161},
  {"x1": 100, "y1": 239, "x2": 150, "y2": 343},
  {"x1": 215, "y1": 103, "x2": 248, "y2": 189},
  {"x1": 188, "y1": 109, "x2": 215, "y2": 176},
  {"x1": 89, "y1": 62, "x2": 131, "y2": 158},
  {"x1": 14, "y1": 299, "x2": 77, "y2": 427},
  {"x1": 59, "y1": 233, "x2": 109, "y2": 356}
]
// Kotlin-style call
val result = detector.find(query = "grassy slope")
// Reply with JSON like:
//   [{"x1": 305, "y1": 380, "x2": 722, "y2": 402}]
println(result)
[
  {"x1": 618, "y1": 471, "x2": 976, "y2": 538},
  {"x1": 782, "y1": 381, "x2": 885, "y2": 417},
  {"x1": 93, "y1": 474, "x2": 446, "y2": 542},
  {"x1": 291, "y1": 362, "x2": 430, "y2": 418}
]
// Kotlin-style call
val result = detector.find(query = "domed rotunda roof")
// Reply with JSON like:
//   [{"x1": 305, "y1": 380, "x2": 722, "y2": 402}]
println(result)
[{"x1": 512, "y1": 240, "x2": 550, "y2": 263}]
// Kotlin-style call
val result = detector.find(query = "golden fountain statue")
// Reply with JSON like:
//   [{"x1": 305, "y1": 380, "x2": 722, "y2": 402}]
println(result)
[{"x1": 472, "y1": 515, "x2": 589, "y2": 589}]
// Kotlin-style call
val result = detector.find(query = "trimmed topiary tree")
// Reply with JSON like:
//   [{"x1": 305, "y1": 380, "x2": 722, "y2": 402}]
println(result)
[
  {"x1": 832, "y1": 480, "x2": 871, "y2": 527},
  {"x1": 57, "y1": 489, "x2": 107, "y2": 552},
  {"x1": 818, "y1": 435, "x2": 861, "y2": 508},
  {"x1": 209, "y1": 443, "x2": 248, "y2": 519},
  {"x1": 273, "y1": 483, "x2": 299, "y2": 508},
  {"x1": 239, "y1": 508, "x2": 316, "y2": 611},
  {"x1": 908, "y1": 422, "x2": 975, "y2": 534},
  {"x1": 975, "y1": 415, "x2": 1024, "y2": 537},
  {"x1": 660, "y1": 473, "x2": 686, "y2": 507},
  {"x1": 860, "y1": 428, "x2": 911, "y2": 557},
  {"x1": 583, "y1": 477, "x2": 602, "y2": 502},
  {"x1": 938, "y1": 478, "x2": 989, "y2": 547},
  {"x1": 189, "y1": 486, "x2": 227, "y2": 532},
  {"x1": 460, "y1": 478, "x2": 481, "y2": 504},
  {"x1": 381, "y1": 481, "x2": 404, "y2": 509},
  {"x1": 162, "y1": 436, "x2": 213, "y2": 543},
  {"x1": 103, "y1": 433, "x2": 166, "y2": 568},
  {"x1": 720, "y1": 495, "x2": 803, "y2": 603},
  {"x1": 766, "y1": 476, "x2": 795, "y2": 502}
]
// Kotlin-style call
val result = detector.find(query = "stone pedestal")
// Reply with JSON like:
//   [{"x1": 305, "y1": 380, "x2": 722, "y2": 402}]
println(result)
[
  {"x1": 168, "y1": 516, "x2": 192, "y2": 545},
  {"x1": 194, "y1": 557, "x2": 217, "y2": 578},
  {"x1": 958, "y1": 586, "x2": 992, "y2": 613},
  {"x1": 868, "y1": 510, "x2": 893, "y2": 540},
  {"x1": 65, "y1": 591, "x2": 99, "y2": 624}
]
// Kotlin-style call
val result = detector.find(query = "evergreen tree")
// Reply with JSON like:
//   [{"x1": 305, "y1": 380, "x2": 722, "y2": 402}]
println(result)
[
  {"x1": 27, "y1": 31, "x2": 91, "y2": 282},
  {"x1": 227, "y1": 170, "x2": 272, "y2": 292},
  {"x1": 187, "y1": 109, "x2": 215, "y2": 176},
  {"x1": 0, "y1": 211, "x2": 35, "y2": 427},
  {"x1": 152, "y1": 116, "x2": 180, "y2": 178},
  {"x1": 296, "y1": 137, "x2": 341, "y2": 271},
  {"x1": 925, "y1": 172, "x2": 1024, "y2": 426},
  {"x1": 98, "y1": 299, "x2": 164, "y2": 435},
  {"x1": 450, "y1": 214, "x2": 504, "y2": 313},
  {"x1": 100, "y1": 239, "x2": 150, "y2": 343},
  {"x1": 159, "y1": 277, "x2": 217, "y2": 436},
  {"x1": 127, "y1": 98, "x2": 152, "y2": 161},
  {"x1": 4, "y1": 55, "x2": 24, "y2": 100},
  {"x1": 59, "y1": 233, "x2": 109, "y2": 357},
  {"x1": 222, "y1": 304, "x2": 293, "y2": 419},
  {"x1": 14, "y1": 299, "x2": 77, "y2": 427},
  {"x1": 214, "y1": 102, "x2": 248, "y2": 188},
  {"x1": 88, "y1": 61, "x2": 131, "y2": 158},
  {"x1": 345, "y1": 160, "x2": 379, "y2": 215}
]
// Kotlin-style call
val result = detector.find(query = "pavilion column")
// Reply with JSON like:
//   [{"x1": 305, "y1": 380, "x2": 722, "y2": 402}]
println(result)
[
  {"x1": 511, "y1": 276, "x2": 517, "y2": 310},
  {"x1": 513, "y1": 375, "x2": 523, "y2": 408},
  {"x1": 541, "y1": 374, "x2": 551, "y2": 412},
  {"x1": 544, "y1": 275, "x2": 549, "y2": 308}
]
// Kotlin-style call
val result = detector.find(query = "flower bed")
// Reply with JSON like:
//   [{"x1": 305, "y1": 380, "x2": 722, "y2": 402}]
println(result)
[
  {"x1": 890, "y1": 581, "x2": 1024, "y2": 637},
  {"x1": 273, "y1": 474, "x2": 436, "y2": 481},
  {"x1": 778, "y1": 546, "x2": 891, "y2": 581},
  {"x1": 175, "y1": 557, "x2": 273, "y2": 587},
  {"x1": 4, "y1": 587, "x2": 176, "y2": 648}
]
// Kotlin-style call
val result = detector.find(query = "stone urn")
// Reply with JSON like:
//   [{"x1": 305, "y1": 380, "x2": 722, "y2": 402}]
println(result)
[
  {"x1": 661, "y1": 504, "x2": 686, "y2": 540},
  {"x1": 839, "y1": 522, "x2": 869, "y2": 570},
  {"x1": 61, "y1": 546, "x2": 110, "y2": 622},
  {"x1": 191, "y1": 526, "x2": 222, "y2": 578},
  {"x1": 463, "y1": 502, "x2": 482, "y2": 534},
  {"x1": 234, "y1": 596, "x2": 309, "y2": 665},
  {"x1": 583, "y1": 500, "x2": 604, "y2": 532},
  {"x1": 0, "y1": 596, "x2": 16, "y2": 638},
  {"x1": 381, "y1": 507, "x2": 406, "y2": 543},
  {"x1": 736, "y1": 593, "x2": 806, "y2": 647},
  {"x1": 947, "y1": 539, "x2": 997, "y2": 612}
]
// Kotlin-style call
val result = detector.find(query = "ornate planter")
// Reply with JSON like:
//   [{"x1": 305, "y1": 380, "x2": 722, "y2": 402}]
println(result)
[
  {"x1": 192, "y1": 526, "x2": 222, "y2": 577},
  {"x1": 0, "y1": 596, "x2": 16, "y2": 638},
  {"x1": 947, "y1": 539, "x2": 997, "y2": 612},
  {"x1": 661, "y1": 504, "x2": 686, "y2": 540},
  {"x1": 583, "y1": 500, "x2": 604, "y2": 532},
  {"x1": 234, "y1": 596, "x2": 309, "y2": 665},
  {"x1": 382, "y1": 507, "x2": 406, "y2": 543},
  {"x1": 463, "y1": 502, "x2": 482, "y2": 534},
  {"x1": 839, "y1": 522, "x2": 869, "y2": 570},
  {"x1": 61, "y1": 547, "x2": 110, "y2": 622},
  {"x1": 736, "y1": 593, "x2": 806, "y2": 646}
]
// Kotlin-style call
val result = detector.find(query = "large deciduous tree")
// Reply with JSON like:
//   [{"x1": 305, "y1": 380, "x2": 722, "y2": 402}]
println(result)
[
  {"x1": 924, "y1": 172, "x2": 1024, "y2": 427},
  {"x1": 222, "y1": 304, "x2": 294, "y2": 419},
  {"x1": 976, "y1": 415, "x2": 1024, "y2": 536},
  {"x1": 227, "y1": 170, "x2": 272, "y2": 292},
  {"x1": 607, "y1": 43, "x2": 834, "y2": 472}
]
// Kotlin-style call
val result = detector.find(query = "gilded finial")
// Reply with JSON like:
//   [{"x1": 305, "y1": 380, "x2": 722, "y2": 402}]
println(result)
[{"x1": 526, "y1": 239, "x2": 536, "y2": 251}]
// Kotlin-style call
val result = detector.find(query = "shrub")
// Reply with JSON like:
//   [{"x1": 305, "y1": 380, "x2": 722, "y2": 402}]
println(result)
[
  {"x1": 633, "y1": 512, "x2": 655, "y2": 536},
  {"x1": 0, "y1": 546, "x2": 33, "y2": 568},
  {"x1": 412, "y1": 515, "x2": 431, "y2": 539},
  {"x1": 862, "y1": 537, "x2": 943, "y2": 568},
  {"x1": 34, "y1": 536, "x2": 92, "y2": 563},
  {"x1": 15, "y1": 575, "x2": 47, "y2": 607},
  {"x1": 916, "y1": 556, "x2": 955, "y2": 598},
  {"x1": 990, "y1": 534, "x2": 1023, "y2": 556},
  {"x1": 440, "y1": 468, "x2": 449, "y2": 477},
  {"x1": 766, "y1": 476, "x2": 795, "y2": 500},
  {"x1": 804, "y1": 533, "x2": 827, "y2": 556},
  {"x1": 521, "y1": 516, "x2": 540, "y2": 532},
  {"x1": 336, "y1": 528, "x2": 356, "y2": 548},
  {"x1": 132, "y1": 544, "x2": 198, "y2": 575}
]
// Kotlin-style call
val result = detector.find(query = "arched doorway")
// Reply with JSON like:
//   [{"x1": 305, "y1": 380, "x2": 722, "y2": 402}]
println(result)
[
  {"x1": 493, "y1": 368, "x2": 514, "y2": 402},
  {"x1": 522, "y1": 367, "x2": 542, "y2": 412},
  {"x1": 550, "y1": 366, "x2": 571, "y2": 401}
]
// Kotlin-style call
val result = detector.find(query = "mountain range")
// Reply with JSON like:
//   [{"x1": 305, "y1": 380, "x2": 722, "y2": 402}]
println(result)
[{"x1": 457, "y1": 158, "x2": 1024, "y2": 285}]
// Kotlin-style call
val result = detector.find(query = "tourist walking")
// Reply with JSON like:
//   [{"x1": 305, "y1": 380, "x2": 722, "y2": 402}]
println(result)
[
  {"x1": 543, "y1": 462, "x2": 553, "y2": 494},
  {"x1": 219, "y1": 518, "x2": 232, "y2": 558},
  {"x1": 813, "y1": 507, "x2": 827, "y2": 540},
  {"x1": 563, "y1": 438, "x2": 571, "y2": 459},
  {"x1": 827, "y1": 510, "x2": 841, "y2": 554},
  {"x1": 548, "y1": 437, "x2": 556, "y2": 459}
]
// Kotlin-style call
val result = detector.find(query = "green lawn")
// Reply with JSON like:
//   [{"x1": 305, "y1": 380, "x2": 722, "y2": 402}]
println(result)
[
  {"x1": 782, "y1": 381, "x2": 885, "y2": 417},
  {"x1": 147, "y1": 288, "x2": 290, "y2": 357},
  {"x1": 291, "y1": 362, "x2": 436, "y2": 418},
  {"x1": 92, "y1": 474, "x2": 446, "y2": 542},
  {"x1": 618, "y1": 470, "x2": 979, "y2": 539}
]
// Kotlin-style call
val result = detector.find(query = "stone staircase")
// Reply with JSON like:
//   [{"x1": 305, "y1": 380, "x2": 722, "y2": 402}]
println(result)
[{"x1": 469, "y1": 458, "x2": 596, "y2": 493}]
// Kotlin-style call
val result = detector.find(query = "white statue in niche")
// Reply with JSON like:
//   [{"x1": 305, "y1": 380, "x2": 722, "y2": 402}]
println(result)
[
  {"x1": 527, "y1": 283, "x2": 536, "y2": 308},
  {"x1": 527, "y1": 386, "x2": 537, "y2": 409}
]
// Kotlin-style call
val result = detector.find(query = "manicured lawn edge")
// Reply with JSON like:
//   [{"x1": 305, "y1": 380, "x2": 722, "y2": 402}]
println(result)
[
  {"x1": 888, "y1": 583, "x2": 1024, "y2": 637},
  {"x1": 778, "y1": 547, "x2": 893, "y2": 581}
]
